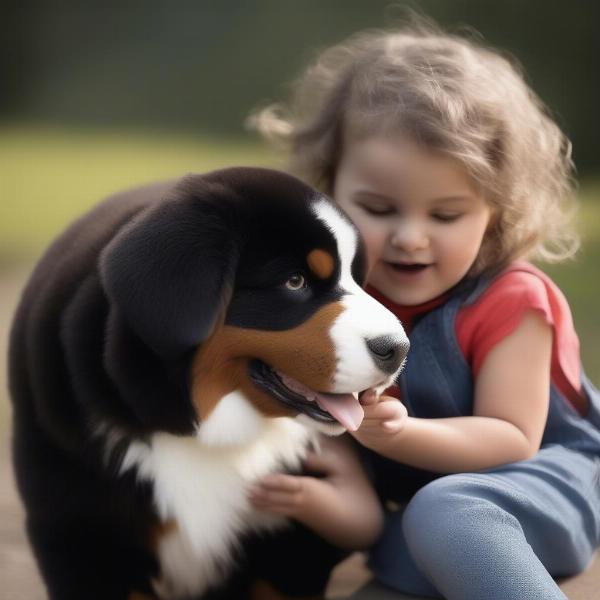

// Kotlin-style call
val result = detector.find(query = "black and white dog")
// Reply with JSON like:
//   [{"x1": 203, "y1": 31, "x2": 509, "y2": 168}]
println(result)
[{"x1": 9, "y1": 167, "x2": 408, "y2": 600}]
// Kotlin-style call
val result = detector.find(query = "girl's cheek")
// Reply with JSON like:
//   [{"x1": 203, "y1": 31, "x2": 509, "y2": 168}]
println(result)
[{"x1": 360, "y1": 229, "x2": 385, "y2": 270}]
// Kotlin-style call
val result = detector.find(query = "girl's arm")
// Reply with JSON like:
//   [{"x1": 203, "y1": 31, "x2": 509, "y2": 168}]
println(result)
[
  {"x1": 248, "y1": 434, "x2": 384, "y2": 550},
  {"x1": 352, "y1": 310, "x2": 553, "y2": 473}
]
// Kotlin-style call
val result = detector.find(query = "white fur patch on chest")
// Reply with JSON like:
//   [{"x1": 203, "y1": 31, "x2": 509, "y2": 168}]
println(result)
[{"x1": 119, "y1": 408, "x2": 312, "y2": 599}]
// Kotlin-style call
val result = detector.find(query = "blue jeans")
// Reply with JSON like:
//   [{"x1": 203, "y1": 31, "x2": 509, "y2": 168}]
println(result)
[{"x1": 368, "y1": 445, "x2": 600, "y2": 600}]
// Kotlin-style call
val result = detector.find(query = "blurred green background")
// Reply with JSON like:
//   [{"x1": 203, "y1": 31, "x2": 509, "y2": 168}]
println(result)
[{"x1": 1, "y1": 0, "x2": 599, "y2": 384}]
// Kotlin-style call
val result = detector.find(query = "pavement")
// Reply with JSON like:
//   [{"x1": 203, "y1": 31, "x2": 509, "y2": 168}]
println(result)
[
  {"x1": 1, "y1": 265, "x2": 598, "y2": 600},
  {"x1": 1, "y1": 266, "x2": 45, "y2": 600}
]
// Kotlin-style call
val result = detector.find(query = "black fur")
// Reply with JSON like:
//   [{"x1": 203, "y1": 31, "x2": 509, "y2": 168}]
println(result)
[{"x1": 9, "y1": 168, "x2": 360, "y2": 600}]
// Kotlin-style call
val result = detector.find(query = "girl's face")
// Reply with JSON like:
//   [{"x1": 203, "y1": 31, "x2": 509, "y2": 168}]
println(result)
[{"x1": 333, "y1": 136, "x2": 492, "y2": 306}]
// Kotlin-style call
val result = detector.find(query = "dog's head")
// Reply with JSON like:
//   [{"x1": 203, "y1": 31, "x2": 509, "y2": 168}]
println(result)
[{"x1": 101, "y1": 167, "x2": 408, "y2": 443}]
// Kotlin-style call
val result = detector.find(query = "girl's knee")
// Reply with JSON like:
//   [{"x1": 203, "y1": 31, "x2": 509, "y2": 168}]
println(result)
[
  {"x1": 402, "y1": 474, "x2": 522, "y2": 553},
  {"x1": 402, "y1": 473, "x2": 596, "y2": 578},
  {"x1": 403, "y1": 474, "x2": 499, "y2": 522}
]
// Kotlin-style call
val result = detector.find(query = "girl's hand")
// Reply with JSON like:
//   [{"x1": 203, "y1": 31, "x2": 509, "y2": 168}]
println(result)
[
  {"x1": 247, "y1": 443, "x2": 347, "y2": 520},
  {"x1": 350, "y1": 390, "x2": 408, "y2": 450},
  {"x1": 247, "y1": 469, "x2": 314, "y2": 519},
  {"x1": 247, "y1": 435, "x2": 384, "y2": 549}
]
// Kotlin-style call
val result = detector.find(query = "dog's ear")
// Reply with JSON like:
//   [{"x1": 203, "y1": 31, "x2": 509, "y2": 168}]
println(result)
[{"x1": 100, "y1": 177, "x2": 238, "y2": 360}]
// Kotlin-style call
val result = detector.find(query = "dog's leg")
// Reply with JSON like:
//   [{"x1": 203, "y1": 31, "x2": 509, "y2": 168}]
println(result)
[
  {"x1": 26, "y1": 515, "x2": 158, "y2": 600},
  {"x1": 250, "y1": 580, "x2": 323, "y2": 600},
  {"x1": 128, "y1": 593, "x2": 158, "y2": 600}
]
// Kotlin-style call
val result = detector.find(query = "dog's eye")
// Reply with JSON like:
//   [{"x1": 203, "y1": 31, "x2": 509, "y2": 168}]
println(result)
[{"x1": 285, "y1": 273, "x2": 307, "y2": 291}]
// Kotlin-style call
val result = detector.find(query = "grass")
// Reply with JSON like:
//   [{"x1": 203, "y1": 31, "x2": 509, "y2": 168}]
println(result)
[
  {"x1": 0, "y1": 122, "x2": 282, "y2": 261},
  {"x1": 1, "y1": 122, "x2": 599, "y2": 383}
]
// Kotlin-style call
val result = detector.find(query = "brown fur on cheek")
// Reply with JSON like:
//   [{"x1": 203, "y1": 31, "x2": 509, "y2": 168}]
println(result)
[{"x1": 190, "y1": 303, "x2": 345, "y2": 421}]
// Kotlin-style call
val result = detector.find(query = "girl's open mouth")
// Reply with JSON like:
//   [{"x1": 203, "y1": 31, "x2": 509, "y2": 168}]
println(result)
[{"x1": 386, "y1": 262, "x2": 432, "y2": 274}]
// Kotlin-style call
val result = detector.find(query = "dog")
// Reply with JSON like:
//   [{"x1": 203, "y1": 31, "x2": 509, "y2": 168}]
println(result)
[{"x1": 8, "y1": 167, "x2": 408, "y2": 600}]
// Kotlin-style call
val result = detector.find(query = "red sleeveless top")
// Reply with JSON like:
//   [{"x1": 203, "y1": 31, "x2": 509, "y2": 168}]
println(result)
[{"x1": 367, "y1": 261, "x2": 586, "y2": 414}]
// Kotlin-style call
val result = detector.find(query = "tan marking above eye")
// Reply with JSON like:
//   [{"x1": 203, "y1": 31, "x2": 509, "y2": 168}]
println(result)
[{"x1": 307, "y1": 248, "x2": 335, "y2": 280}]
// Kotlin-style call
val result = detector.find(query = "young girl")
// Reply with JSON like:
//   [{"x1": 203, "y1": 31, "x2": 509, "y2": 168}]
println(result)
[{"x1": 248, "y1": 22, "x2": 600, "y2": 599}]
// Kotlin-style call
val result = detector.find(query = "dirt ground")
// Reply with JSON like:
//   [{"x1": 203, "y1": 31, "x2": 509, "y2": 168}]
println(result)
[
  {"x1": 1, "y1": 265, "x2": 598, "y2": 600},
  {"x1": 1, "y1": 266, "x2": 45, "y2": 600}
]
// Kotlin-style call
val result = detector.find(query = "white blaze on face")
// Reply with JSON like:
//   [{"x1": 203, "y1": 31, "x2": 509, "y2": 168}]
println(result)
[{"x1": 312, "y1": 199, "x2": 408, "y2": 393}]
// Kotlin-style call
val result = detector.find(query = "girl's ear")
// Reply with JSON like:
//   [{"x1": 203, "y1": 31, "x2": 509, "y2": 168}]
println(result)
[{"x1": 100, "y1": 182, "x2": 239, "y2": 360}]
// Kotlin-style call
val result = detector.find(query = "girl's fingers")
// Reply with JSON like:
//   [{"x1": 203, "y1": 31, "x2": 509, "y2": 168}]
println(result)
[
  {"x1": 249, "y1": 476, "x2": 320, "y2": 516},
  {"x1": 359, "y1": 389, "x2": 379, "y2": 406},
  {"x1": 379, "y1": 394, "x2": 401, "y2": 402},
  {"x1": 252, "y1": 503, "x2": 295, "y2": 516},
  {"x1": 250, "y1": 489, "x2": 299, "y2": 506},
  {"x1": 249, "y1": 492, "x2": 297, "y2": 516},
  {"x1": 363, "y1": 399, "x2": 405, "y2": 420},
  {"x1": 382, "y1": 419, "x2": 405, "y2": 433},
  {"x1": 360, "y1": 392, "x2": 398, "y2": 405},
  {"x1": 358, "y1": 400, "x2": 407, "y2": 436},
  {"x1": 254, "y1": 473, "x2": 303, "y2": 493}
]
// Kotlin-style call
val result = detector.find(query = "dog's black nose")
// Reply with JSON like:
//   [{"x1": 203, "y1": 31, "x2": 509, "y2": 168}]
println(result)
[{"x1": 366, "y1": 335, "x2": 410, "y2": 374}]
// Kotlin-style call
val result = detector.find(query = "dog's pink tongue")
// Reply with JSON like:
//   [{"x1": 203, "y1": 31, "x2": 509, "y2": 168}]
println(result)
[{"x1": 315, "y1": 392, "x2": 364, "y2": 431}]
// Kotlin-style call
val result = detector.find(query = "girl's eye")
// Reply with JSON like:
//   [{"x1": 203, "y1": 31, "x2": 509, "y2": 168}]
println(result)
[
  {"x1": 285, "y1": 273, "x2": 307, "y2": 291},
  {"x1": 432, "y1": 213, "x2": 462, "y2": 223},
  {"x1": 360, "y1": 204, "x2": 395, "y2": 216}
]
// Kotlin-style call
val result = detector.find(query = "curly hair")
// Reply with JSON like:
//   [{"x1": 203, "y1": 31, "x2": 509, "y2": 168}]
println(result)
[{"x1": 249, "y1": 21, "x2": 579, "y2": 275}]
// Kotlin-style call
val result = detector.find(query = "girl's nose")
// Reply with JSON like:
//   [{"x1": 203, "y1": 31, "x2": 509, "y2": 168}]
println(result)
[{"x1": 390, "y1": 221, "x2": 429, "y2": 251}]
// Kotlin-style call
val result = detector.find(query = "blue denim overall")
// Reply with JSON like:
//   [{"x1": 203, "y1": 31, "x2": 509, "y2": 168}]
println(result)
[{"x1": 365, "y1": 270, "x2": 600, "y2": 600}]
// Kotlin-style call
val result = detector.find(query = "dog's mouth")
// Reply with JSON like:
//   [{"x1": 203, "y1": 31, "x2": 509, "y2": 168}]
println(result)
[{"x1": 249, "y1": 359, "x2": 367, "y2": 431}]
